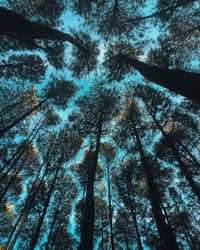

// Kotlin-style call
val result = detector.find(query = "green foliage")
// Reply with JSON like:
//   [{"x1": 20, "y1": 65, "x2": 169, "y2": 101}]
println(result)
[{"x1": 69, "y1": 31, "x2": 100, "y2": 78}]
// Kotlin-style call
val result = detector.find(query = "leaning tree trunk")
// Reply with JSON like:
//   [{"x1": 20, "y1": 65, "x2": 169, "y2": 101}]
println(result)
[
  {"x1": 7, "y1": 150, "x2": 53, "y2": 250},
  {"x1": 125, "y1": 0, "x2": 195, "y2": 22},
  {"x1": 0, "y1": 99, "x2": 23, "y2": 118},
  {"x1": 125, "y1": 178, "x2": 144, "y2": 250},
  {"x1": 146, "y1": 107, "x2": 200, "y2": 201},
  {"x1": 122, "y1": 55, "x2": 200, "y2": 104},
  {"x1": 131, "y1": 117, "x2": 179, "y2": 250},
  {"x1": 0, "y1": 7, "x2": 88, "y2": 53},
  {"x1": 0, "y1": 154, "x2": 29, "y2": 201},
  {"x1": 0, "y1": 98, "x2": 47, "y2": 138},
  {"x1": 180, "y1": 143, "x2": 200, "y2": 167},
  {"x1": 79, "y1": 114, "x2": 103, "y2": 250},
  {"x1": 45, "y1": 192, "x2": 62, "y2": 250},
  {"x1": 29, "y1": 154, "x2": 63, "y2": 250},
  {"x1": 5, "y1": 159, "x2": 44, "y2": 249},
  {"x1": 0, "y1": 118, "x2": 43, "y2": 181},
  {"x1": 100, "y1": 191, "x2": 104, "y2": 250},
  {"x1": 106, "y1": 160, "x2": 115, "y2": 250}
]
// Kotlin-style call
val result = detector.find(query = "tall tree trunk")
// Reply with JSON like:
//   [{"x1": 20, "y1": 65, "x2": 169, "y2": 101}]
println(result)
[
  {"x1": 172, "y1": 195, "x2": 196, "y2": 250},
  {"x1": 79, "y1": 114, "x2": 103, "y2": 250},
  {"x1": 45, "y1": 192, "x2": 62, "y2": 250},
  {"x1": 29, "y1": 155, "x2": 63, "y2": 250},
  {"x1": 125, "y1": 178, "x2": 143, "y2": 250},
  {"x1": 0, "y1": 153, "x2": 29, "y2": 201},
  {"x1": 0, "y1": 118, "x2": 43, "y2": 181},
  {"x1": 80, "y1": 183, "x2": 86, "y2": 236},
  {"x1": 123, "y1": 55, "x2": 200, "y2": 104},
  {"x1": 5, "y1": 161, "x2": 44, "y2": 249},
  {"x1": 131, "y1": 117, "x2": 179, "y2": 250},
  {"x1": 180, "y1": 143, "x2": 200, "y2": 167},
  {"x1": 0, "y1": 100, "x2": 23, "y2": 118},
  {"x1": 146, "y1": 107, "x2": 200, "y2": 201},
  {"x1": 0, "y1": 7, "x2": 89, "y2": 53},
  {"x1": 0, "y1": 117, "x2": 43, "y2": 175},
  {"x1": 7, "y1": 150, "x2": 53, "y2": 250},
  {"x1": 106, "y1": 161, "x2": 115, "y2": 250},
  {"x1": 101, "y1": 191, "x2": 104, "y2": 250},
  {"x1": 125, "y1": 0, "x2": 195, "y2": 22},
  {"x1": 0, "y1": 98, "x2": 47, "y2": 138}
]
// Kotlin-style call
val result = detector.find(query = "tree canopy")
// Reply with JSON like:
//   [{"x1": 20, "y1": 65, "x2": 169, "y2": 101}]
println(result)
[{"x1": 0, "y1": 0, "x2": 199, "y2": 249}]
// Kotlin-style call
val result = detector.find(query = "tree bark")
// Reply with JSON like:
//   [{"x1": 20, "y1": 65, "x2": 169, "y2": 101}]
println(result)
[
  {"x1": 125, "y1": 178, "x2": 143, "y2": 250},
  {"x1": 146, "y1": 107, "x2": 200, "y2": 201},
  {"x1": 0, "y1": 153, "x2": 29, "y2": 201},
  {"x1": 0, "y1": 7, "x2": 89, "y2": 53},
  {"x1": 0, "y1": 118, "x2": 43, "y2": 180},
  {"x1": 0, "y1": 98, "x2": 47, "y2": 138},
  {"x1": 106, "y1": 161, "x2": 115, "y2": 250},
  {"x1": 0, "y1": 100, "x2": 23, "y2": 118},
  {"x1": 123, "y1": 55, "x2": 200, "y2": 104},
  {"x1": 131, "y1": 117, "x2": 179, "y2": 250},
  {"x1": 101, "y1": 191, "x2": 104, "y2": 250},
  {"x1": 6, "y1": 149, "x2": 53, "y2": 250},
  {"x1": 79, "y1": 114, "x2": 103, "y2": 250},
  {"x1": 124, "y1": 0, "x2": 195, "y2": 22},
  {"x1": 29, "y1": 155, "x2": 63, "y2": 250},
  {"x1": 45, "y1": 192, "x2": 62, "y2": 250}
]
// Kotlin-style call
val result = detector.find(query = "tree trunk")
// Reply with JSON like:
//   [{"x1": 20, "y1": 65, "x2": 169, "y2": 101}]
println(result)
[
  {"x1": 125, "y1": 179, "x2": 143, "y2": 250},
  {"x1": 0, "y1": 153, "x2": 29, "y2": 201},
  {"x1": 124, "y1": 0, "x2": 195, "y2": 22},
  {"x1": 147, "y1": 107, "x2": 200, "y2": 201},
  {"x1": 7, "y1": 150, "x2": 53, "y2": 250},
  {"x1": 0, "y1": 7, "x2": 89, "y2": 53},
  {"x1": 0, "y1": 118, "x2": 43, "y2": 181},
  {"x1": 5, "y1": 160, "x2": 44, "y2": 249},
  {"x1": 29, "y1": 155, "x2": 63, "y2": 250},
  {"x1": 101, "y1": 191, "x2": 104, "y2": 250},
  {"x1": 80, "y1": 183, "x2": 86, "y2": 236},
  {"x1": 0, "y1": 98, "x2": 47, "y2": 138},
  {"x1": 45, "y1": 193, "x2": 62, "y2": 250},
  {"x1": 180, "y1": 143, "x2": 200, "y2": 167},
  {"x1": 123, "y1": 55, "x2": 200, "y2": 104},
  {"x1": 131, "y1": 117, "x2": 179, "y2": 250},
  {"x1": 0, "y1": 100, "x2": 23, "y2": 118},
  {"x1": 106, "y1": 161, "x2": 115, "y2": 250},
  {"x1": 79, "y1": 114, "x2": 103, "y2": 250},
  {"x1": 172, "y1": 195, "x2": 196, "y2": 250}
]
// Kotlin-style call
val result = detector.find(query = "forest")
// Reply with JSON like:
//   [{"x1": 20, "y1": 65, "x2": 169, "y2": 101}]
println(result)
[{"x1": 0, "y1": 0, "x2": 199, "y2": 249}]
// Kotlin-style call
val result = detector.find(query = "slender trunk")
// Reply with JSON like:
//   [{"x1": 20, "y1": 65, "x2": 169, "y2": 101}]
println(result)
[
  {"x1": 79, "y1": 114, "x2": 103, "y2": 250},
  {"x1": 177, "y1": 209, "x2": 195, "y2": 250},
  {"x1": 173, "y1": 197, "x2": 196, "y2": 250},
  {"x1": 0, "y1": 98, "x2": 47, "y2": 138},
  {"x1": 131, "y1": 117, "x2": 179, "y2": 250},
  {"x1": 101, "y1": 191, "x2": 104, "y2": 250},
  {"x1": 181, "y1": 143, "x2": 200, "y2": 167},
  {"x1": 7, "y1": 150, "x2": 53, "y2": 250},
  {"x1": 0, "y1": 154, "x2": 29, "y2": 201},
  {"x1": 125, "y1": 180, "x2": 143, "y2": 250},
  {"x1": 45, "y1": 193, "x2": 62, "y2": 250},
  {"x1": 0, "y1": 117, "x2": 43, "y2": 175},
  {"x1": 123, "y1": 55, "x2": 200, "y2": 104},
  {"x1": 0, "y1": 100, "x2": 23, "y2": 118},
  {"x1": 0, "y1": 119, "x2": 42, "y2": 182},
  {"x1": 5, "y1": 159, "x2": 44, "y2": 249},
  {"x1": 80, "y1": 183, "x2": 86, "y2": 235},
  {"x1": 124, "y1": 0, "x2": 195, "y2": 22},
  {"x1": 106, "y1": 161, "x2": 115, "y2": 250},
  {"x1": 29, "y1": 155, "x2": 63, "y2": 250},
  {"x1": 147, "y1": 107, "x2": 200, "y2": 201}
]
